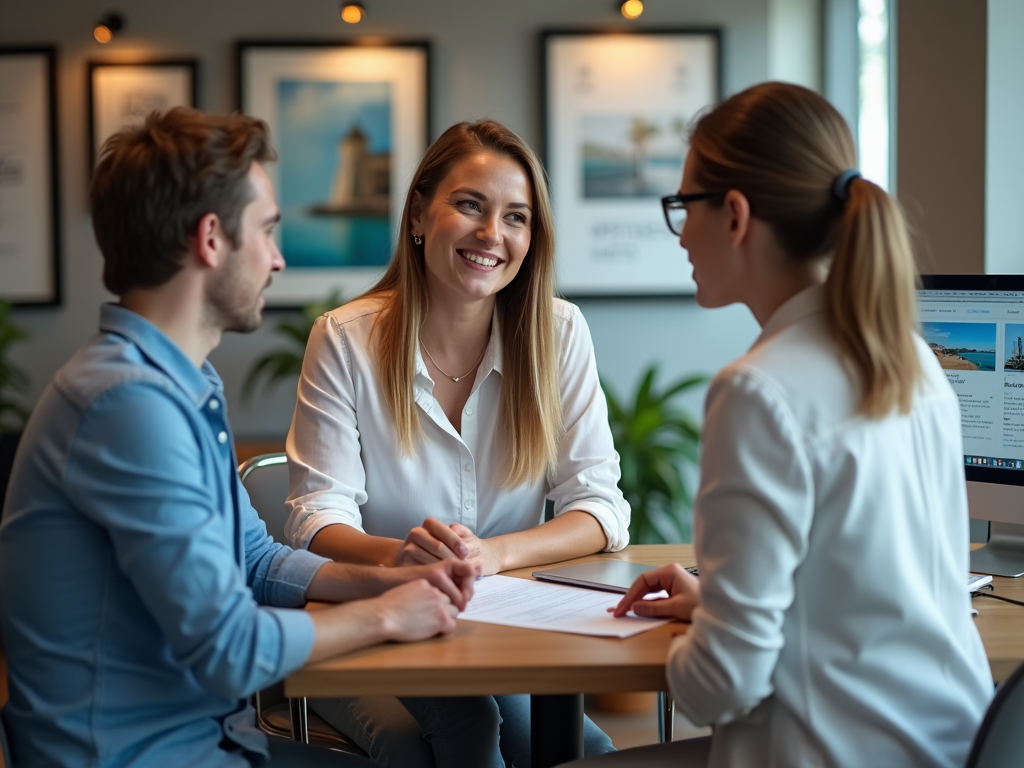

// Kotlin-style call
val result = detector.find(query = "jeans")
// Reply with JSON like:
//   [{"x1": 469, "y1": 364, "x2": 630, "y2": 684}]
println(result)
[{"x1": 310, "y1": 694, "x2": 616, "y2": 767}]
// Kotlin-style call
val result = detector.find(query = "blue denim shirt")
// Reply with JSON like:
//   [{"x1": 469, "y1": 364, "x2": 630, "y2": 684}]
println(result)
[{"x1": 0, "y1": 305, "x2": 329, "y2": 767}]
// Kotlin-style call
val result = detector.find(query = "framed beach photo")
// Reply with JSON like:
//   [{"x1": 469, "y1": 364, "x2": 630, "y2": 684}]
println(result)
[
  {"x1": 237, "y1": 40, "x2": 430, "y2": 307},
  {"x1": 0, "y1": 46, "x2": 61, "y2": 305},
  {"x1": 542, "y1": 30, "x2": 721, "y2": 298},
  {"x1": 88, "y1": 60, "x2": 198, "y2": 171}
]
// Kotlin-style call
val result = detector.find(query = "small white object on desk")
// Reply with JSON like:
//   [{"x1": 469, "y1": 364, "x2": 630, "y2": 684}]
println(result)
[{"x1": 459, "y1": 575, "x2": 671, "y2": 638}]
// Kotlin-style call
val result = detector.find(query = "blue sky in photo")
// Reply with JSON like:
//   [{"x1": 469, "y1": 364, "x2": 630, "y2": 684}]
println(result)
[
  {"x1": 277, "y1": 80, "x2": 391, "y2": 207},
  {"x1": 922, "y1": 321, "x2": 997, "y2": 351}
]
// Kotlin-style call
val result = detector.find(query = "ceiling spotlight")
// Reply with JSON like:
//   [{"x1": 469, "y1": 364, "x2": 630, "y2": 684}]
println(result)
[
  {"x1": 340, "y1": 2, "x2": 365, "y2": 23},
  {"x1": 620, "y1": 0, "x2": 644, "y2": 19},
  {"x1": 93, "y1": 12, "x2": 124, "y2": 44}
]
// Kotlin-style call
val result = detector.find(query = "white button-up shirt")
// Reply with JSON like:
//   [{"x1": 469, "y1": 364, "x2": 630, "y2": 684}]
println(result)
[
  {"x1": 284, "y1": 296, "x2": 630, "y2": 552},
  {"x1": 671, "y1": 285, "x2": 992, "y2": 768}
]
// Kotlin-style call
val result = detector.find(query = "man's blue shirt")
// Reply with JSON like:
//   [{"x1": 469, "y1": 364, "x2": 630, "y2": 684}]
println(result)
[{"x1": 0, "y1": 305, "x2": 329, "y2": 767}]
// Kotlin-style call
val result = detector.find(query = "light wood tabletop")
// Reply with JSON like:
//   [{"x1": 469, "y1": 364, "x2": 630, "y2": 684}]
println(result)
[{"x1": 286, "y1": 543, "x2": 1024, "y2": 699}]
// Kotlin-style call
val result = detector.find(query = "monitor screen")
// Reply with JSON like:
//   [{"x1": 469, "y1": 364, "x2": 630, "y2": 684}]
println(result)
[{"x1": 919, "y1": 275, "x2": 1024, "y2": 544}]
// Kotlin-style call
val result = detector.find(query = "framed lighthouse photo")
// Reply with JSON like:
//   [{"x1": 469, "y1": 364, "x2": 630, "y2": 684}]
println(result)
[{"x1": 237, "y1": 40, "x2": 430, "y2": 307}]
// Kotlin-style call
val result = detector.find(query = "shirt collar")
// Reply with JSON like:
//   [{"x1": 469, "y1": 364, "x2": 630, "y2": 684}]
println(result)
[
  {"x1": 99, "y1": 303, "x2": 221, "y2": 408},
  {"x1": 753, "y1": 283, "x2": 827, "y2": 349}
]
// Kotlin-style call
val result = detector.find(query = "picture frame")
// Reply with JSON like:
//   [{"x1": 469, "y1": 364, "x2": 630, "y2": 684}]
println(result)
[
  {"x1": 87, "y1": 59, "x2": 198, "y2": 171},
  {"x1": 542, "y1": 29, "x2": 722, "y2": 298},
  {"x1": 0, "y1": 46, "x2": 61, "y2": 306},
  {"x1": 237, "y1": 40, "x2": 430, "y2": 307}
]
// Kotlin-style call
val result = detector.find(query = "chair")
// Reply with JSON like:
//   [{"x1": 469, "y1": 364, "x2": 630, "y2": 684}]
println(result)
[
  {"x1": 238, "y1": 453, "x2": 367, "y2": 757},
  {"x1": 964, "y1": 661, "x2": 1024, "y2": 768}
]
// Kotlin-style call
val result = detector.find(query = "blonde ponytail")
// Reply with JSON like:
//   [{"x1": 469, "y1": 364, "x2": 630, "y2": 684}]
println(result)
[
  {"x1": 826, "y1": 178, "x2": 921, "y2": 415},
  {"x1": 688, "y1": 82, "x2": 921, "y2": 417}
]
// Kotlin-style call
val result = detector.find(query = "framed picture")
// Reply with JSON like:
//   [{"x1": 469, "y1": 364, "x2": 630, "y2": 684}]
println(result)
[
  {"x1": 237, "y1": 40, "x2": 430, "y2": 307},
  {"x1": 542, "y1": 30, "x2": 721, "y2": 298},
  {"x1": 0, "y1": 46, "x2": 61, "y2": 306},
  {"x1": 88, "y1": 60, "x2": 198, "y2": 170}
]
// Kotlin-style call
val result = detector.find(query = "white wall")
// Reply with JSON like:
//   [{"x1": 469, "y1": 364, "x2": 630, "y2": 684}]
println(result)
[
  {"x1": 3, "y1": 0, "x2": 773, "y2": 438},
  {"x1": 985, "y1": 0, "x2": 1024, "y2": 276}
]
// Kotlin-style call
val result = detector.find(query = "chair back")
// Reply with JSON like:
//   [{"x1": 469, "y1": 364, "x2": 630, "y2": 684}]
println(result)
[
  {"x1": 965, "y1": 662, "x2": 1024, "y2": 768},
  {"x1": 239, "y1": 453, "x2": 290, "y2": 545}
]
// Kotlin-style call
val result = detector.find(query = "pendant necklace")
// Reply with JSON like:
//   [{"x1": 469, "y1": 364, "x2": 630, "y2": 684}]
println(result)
[{"x1": 420, "y1": 342, "x2": 487, "y2": 383}]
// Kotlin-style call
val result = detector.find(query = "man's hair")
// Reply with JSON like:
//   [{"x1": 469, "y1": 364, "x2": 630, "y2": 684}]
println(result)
[{"x1": 90, "y1": 107, "x2": 276, "y2": 295}]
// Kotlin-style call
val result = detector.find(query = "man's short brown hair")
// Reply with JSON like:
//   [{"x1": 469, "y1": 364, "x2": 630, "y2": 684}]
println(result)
[{"x1": 90, "y1": 107, "x2": 276, "y2": 295}]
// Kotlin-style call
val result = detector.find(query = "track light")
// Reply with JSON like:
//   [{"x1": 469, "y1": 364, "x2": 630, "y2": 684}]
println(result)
[
  {"x1": 340, "y1": 2, "x2": 365, "y2": 23},
  {"x1": 620, "y1": 0, "x2": 644, "y2": 20},
  {"x1": 94, "y1": 12, "x2": 124, "y2": 44}
]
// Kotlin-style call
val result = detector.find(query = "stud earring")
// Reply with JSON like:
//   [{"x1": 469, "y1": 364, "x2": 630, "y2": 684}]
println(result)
[{"x1": 413, "y1": 235, "x2": 423, "y2": 245}]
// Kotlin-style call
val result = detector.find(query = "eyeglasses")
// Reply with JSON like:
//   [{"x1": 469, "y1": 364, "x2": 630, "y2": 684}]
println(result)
[{"x1": 661, "y1": 191, "x2": 726, "y2": 236}]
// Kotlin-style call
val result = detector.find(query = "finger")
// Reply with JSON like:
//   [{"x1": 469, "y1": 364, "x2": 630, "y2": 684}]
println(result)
[
  {"x1": 400, "y1": 542, "x2": 444, "y2": 566},
  {"x1": 614, "y1": 569, "x2": 669, "y2": 616},
  {"x1": 628, "y1": 599, "x2": 678, "y2": 618},
  {"x1": 422, "y1": 519, "x2": 469, "y2": 557},
  {"x1": 447, "y1": 560, "x2": 477, "y2": 603},
  {"x1": 426, "y1": 570, "x2": 467, "y2": 611},
  {"x1": 450, "y1": 523, "x2": 474, "y2": 538},
  {"x1": 406, "y1": 527, "x2": 462, "y2": 561}
]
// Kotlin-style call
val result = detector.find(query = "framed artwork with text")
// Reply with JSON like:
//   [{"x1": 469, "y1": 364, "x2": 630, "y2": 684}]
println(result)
[
  {"x1": 0, "y1": 46, "x2": 61, "y2": 306},
  {"x1": 238, "y1": 40, "x2": 430, "y2": 307},
  {"x1": 542, "y1": 30, "x2": 721, "y2": 298}
]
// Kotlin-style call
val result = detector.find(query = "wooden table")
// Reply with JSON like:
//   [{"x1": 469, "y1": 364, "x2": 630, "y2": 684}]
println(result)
[{"x1": 286, "y1": 544, "x2": 1024, "y2": 766}]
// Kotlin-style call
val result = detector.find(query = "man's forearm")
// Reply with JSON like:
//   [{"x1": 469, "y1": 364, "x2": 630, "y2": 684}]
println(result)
[{"x1": 305, "y1": 561, "x2": 393, "y2": 603}]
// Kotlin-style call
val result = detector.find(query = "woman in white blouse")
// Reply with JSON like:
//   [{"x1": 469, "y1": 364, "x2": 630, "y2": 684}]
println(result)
[
  {"x1": 559, "y1": 83, "x2": 993, "y2": 768},
  {"x1": 285, "y1": 120, "x2": 627, "y2": 766}
]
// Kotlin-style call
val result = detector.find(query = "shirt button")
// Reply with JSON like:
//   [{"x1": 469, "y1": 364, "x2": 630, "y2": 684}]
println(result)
[
  {"x1": 217, "y1": 431, "x2": 228, "y2": 444},
  {"x1": 464, "y1": 500, "x2": 473, "y2": 510},
  {"x1": 464, "y1": 463, "x2": 472, "y2": 471},
  {"x1": 465, "y1": 407, "x2": 474, "y2": 416},
  {"x1": 208, "y1": 399, "x2": 220, "y2": 410}
]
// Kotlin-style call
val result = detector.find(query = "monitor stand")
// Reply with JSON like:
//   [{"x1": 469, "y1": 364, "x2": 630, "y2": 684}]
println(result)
[{"x1": 971, "y1": 522, "x2": 1024, "y2": 577}]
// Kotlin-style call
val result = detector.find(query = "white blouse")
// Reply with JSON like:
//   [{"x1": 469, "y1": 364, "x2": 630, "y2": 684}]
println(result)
[
  {"x1": 669, "y1": 285, "x2": 992, "y2": 768},
  {"x1": 284, "y1": 296, "x2": 630, "y2": 552}
]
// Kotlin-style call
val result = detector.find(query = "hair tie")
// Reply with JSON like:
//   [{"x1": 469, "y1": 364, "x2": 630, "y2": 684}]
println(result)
[{"x1": 832, "y1": 169, "x2": 861, "y2": 202}]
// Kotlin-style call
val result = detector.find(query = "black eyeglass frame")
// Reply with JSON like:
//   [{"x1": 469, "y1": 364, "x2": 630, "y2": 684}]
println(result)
[{"x1": 661, "y1": 191, "x2": 726, "y2": 235}]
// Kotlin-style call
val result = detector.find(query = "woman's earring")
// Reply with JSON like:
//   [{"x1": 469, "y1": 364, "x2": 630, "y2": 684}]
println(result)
[{"x1": 413, "y1": 235, "x2": 423, "y2": 245}]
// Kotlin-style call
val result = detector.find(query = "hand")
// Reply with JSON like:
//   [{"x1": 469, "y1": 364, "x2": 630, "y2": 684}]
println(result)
[
  {"x1": 390, "y1": 559, "x2": 476, "y2": 611},
  {"x1": 450, "y1": 523, "x2": 501, "y2": 576},
  {"x1": 393, "y1": 517, "x2": 469, "y2": 567},
  {"x1": 612, "y1": 564, "x2": 700, "y2": 621},
  {"x1": 373, "y1": 579, "x2": 461, "y2": 642}
]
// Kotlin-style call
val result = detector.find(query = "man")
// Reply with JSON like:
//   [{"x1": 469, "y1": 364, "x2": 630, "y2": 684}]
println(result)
[{"x1": 0, "y1": 107, "x2": 475, "y2": 767}]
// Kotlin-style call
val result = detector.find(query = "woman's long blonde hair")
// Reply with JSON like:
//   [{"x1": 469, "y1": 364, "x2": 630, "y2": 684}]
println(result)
[
  {"x1": 689, "y1": 82, "x2": 920, "y2": 416},
  {"x1": 364, "y1": 120, "x2": 561, "y2": 487}
]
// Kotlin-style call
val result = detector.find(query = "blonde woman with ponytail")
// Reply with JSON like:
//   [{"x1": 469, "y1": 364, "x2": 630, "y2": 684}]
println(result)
[
  {"x1": 284, "y1": 120, "x2": 625, "y2": 766},
  {"x1": 560, "y1": 83, "x2": 992, "y2": 768}
]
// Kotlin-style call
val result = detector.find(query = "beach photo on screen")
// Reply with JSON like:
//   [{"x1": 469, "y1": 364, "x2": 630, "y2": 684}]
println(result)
[
  {"x1": 922, "y1": 322, "x2": 997, "y2": 371},
  {"x1": 277, "y1": 80, "x2": 392, "y2": 268},
  {"x1": 580, "y1": 113, "x2": 688, "y2": 198},
  {"x1": 1006, "y1": 324, "x2": 1024, "y2": 372}
]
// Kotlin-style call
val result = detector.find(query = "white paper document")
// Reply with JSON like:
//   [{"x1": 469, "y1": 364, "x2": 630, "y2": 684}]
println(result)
[{"x1": 458, "y1": 575, "x2": 671, "y2": 638}]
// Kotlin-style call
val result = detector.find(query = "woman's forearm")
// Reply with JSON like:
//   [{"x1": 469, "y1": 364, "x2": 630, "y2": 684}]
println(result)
[
  {"x1": 489, "y1": 510, "x2": 608, "y2": 572},
  {"x1": 308, "y1": 522, "x2": 403, "y2": 565}
]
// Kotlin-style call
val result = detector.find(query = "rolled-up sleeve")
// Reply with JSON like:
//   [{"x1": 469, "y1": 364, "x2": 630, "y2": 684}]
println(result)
[
  {"x1": 668, "y1": 366, "x2": 813, "y2": 726},
  {"x1": 549, "y1": 306, "x2": 631, "y2": 551},
  {"x1": 66, "y1": 383, "x2": 316, "y2": 701},
  {"x1": 285, "y1": 314, "x2": 368, "y2": 549}
]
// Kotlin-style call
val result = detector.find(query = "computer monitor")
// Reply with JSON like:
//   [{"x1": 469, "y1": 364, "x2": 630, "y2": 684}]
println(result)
[{"x1": 919, "y1": 275, "x2": 1024, "y2": 576}]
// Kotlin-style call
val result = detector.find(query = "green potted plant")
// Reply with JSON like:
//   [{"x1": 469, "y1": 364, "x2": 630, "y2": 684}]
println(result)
[
  {"x1": 242, "y1": 291, "x2": 342, "y2": 403},
  {"x1": 0, "y1": 300, "x2": 31, "y2": 511},
  {"x1": 603, "y1": 365, "x2": 708, "y2": 545}
]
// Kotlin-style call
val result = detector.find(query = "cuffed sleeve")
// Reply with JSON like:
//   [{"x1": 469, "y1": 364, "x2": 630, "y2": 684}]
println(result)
[{"x1": 549, "y1": 304, "x2": 631, "y2": 551}]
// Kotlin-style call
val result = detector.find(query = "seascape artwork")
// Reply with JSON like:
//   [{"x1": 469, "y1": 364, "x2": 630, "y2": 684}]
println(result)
[
  {"x1": 922, "y1": 322, "x2": 997, "y2": 372},
  {"x1": 277, "y1": 80, "x2": 392, "y2": 268},
  {"x1": 1006, "y1": 324, "x2": 1024, "y2": 372},
  {"x1": 580, "y1": 113, "x2": 687, "y2": 198}
]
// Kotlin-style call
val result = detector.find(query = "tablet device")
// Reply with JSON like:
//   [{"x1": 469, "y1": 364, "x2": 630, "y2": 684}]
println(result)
[{"x1": 532, "y1": 561, "x2": 657, "y2": 593}]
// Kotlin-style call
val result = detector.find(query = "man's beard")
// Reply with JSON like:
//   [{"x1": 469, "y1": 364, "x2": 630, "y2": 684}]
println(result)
[{"x1": 205, "y1": 250, "x2": 267, "y2": 334}]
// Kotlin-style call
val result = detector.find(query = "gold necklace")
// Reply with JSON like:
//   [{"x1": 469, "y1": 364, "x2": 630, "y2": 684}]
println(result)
[{"x1": 420, "y1": 342, "x2": 487, "y2": 383}]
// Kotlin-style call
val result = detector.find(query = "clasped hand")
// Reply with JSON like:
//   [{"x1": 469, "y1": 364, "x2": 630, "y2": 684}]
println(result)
[
  {"x1": 393, "y1": 517, "x2": 499, "y2": 576},
  {"x1": 611, "y1": 563, "x2": 701, "y2": 621}
]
